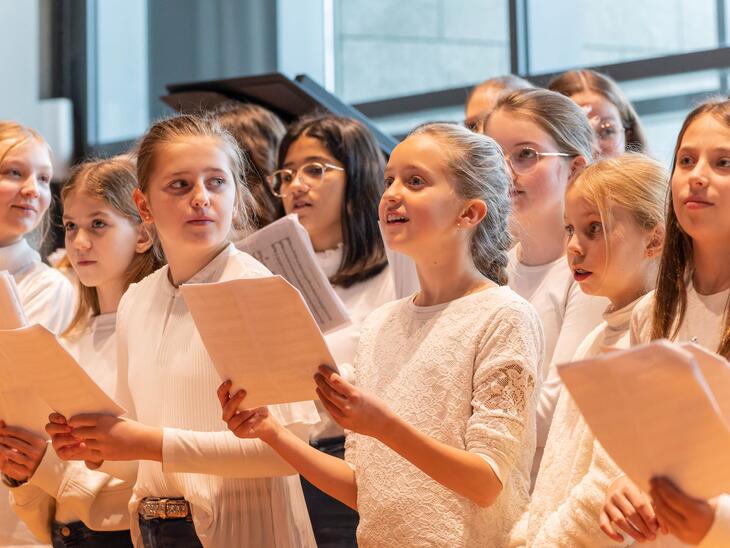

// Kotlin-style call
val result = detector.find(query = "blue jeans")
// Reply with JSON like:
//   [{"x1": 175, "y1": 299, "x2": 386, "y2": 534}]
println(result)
[
  {"x1": 51, "y1": 521, "x2": 133, "y2": 548},
  {"x1": 138, "y1": 516, "x2": 203, "y2": 548},
  {"x1": 301, "y1": 436, "x2": 359, "y2": 548}
]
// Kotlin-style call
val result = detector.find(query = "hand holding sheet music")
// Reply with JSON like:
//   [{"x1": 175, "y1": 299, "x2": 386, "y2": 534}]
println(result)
[
  {"x1": 236, "y1": 214, "x2": 350, "y2": 334},
  {"x1": 181, "y1": 275, "x2": 337, "y2": 408},
  {"x1": 0, "y1": 325, "x2": 125, "y2": 436},
  {"x1": 558, "y1": 340, "x2": 730, "y2": 500}
]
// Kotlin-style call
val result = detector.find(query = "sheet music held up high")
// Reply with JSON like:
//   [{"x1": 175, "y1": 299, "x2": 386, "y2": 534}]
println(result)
[
  {"x1": 236, "y1": 214, "x2": 349, "y2": 334},
  {"x1": 558, "y1": 340, "x2": 730, "y2": 500}
]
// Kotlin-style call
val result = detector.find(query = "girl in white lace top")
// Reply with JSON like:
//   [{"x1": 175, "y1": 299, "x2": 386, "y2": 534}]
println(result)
[
  {"x1": 219, "y1": 123, "x2": 544, "y2": 547},
  {"x1": 514, "y1": 154, "x2": 668, "y2": 547},
  {"x1": 600, "y1": 98, "x2": 730, "y2": 548}
]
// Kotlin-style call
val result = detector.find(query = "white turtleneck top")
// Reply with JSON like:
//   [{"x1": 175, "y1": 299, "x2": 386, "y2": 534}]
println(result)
[{"x1": 513, "y1": 298, "x2": 640, "y2": 547}]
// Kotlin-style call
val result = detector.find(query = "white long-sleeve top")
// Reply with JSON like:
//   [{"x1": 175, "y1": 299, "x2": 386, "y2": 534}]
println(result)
[
  {"x1": 631, "y1": 284, "x2": 730, "y2": 548},
  {"x1": 513, "y1": 298, "x2": 640, "y2": 547},
  {"x1": 345, "y1": 286, "x2": 544, "y2": 547},
  {"x1": 114, "y1": 243, "x2": 319, "y2": 547},
  {"x1": 312, "y1": 245, "x2": 396, "y2": 441},
  {"x1": 507, "y1": 245, "x2": 609, "y2": 485},
  {"x1": 1, "y1": 238, "x2": 75, "y2": 548},
  {"x1": 9, "y1": 313, "x2": 135, "y2": 542},
  {"x1": 0, "y1": 238, "x2": 75, "y2": 334}
]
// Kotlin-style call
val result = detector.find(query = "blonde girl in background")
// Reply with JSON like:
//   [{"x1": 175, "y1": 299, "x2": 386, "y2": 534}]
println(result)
[
  {"x1": 512, "y1": 154, "x2": 667, "y2": 547},
  {"x1": 601, "y1": 98, "x2": 730, "y2": 548},
  {"x1": 219, "y1": 123, "x2": 544, "y2": 547},
  {"x1": 0, "y1": 121, "x2": 75, "y2": 547},
  {"x1": 6, "y1": 156, "x2": 163, "y2": 547}
]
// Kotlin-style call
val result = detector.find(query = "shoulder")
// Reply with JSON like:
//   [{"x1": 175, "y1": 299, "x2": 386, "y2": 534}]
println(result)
[
  {"x1": 475, "y1": 285, "x2": 542, "y2": 327},
  {"x1": 222, "y1": 248, "x2": 272, "y2": 279},
  {"x1": 18, "y1": 261, "x2": 73, "y2": 297},
  {"x1": 630, "y1": 290, "x2": 656, "y2": 343},
  {"x1": 117, "y1": 266, "x2": 167, "y2": 318}
]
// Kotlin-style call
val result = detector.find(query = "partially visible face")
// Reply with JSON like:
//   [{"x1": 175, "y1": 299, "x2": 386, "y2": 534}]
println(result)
[
  {"x1": 671, "y1": 113, "x2": 730, "y2": 247},
  {"x1": 464, "y1": 88, "x2": 502, "y2": 130},
  {"x1": 379, "y1": 133, "x2": 465, "y2": 257},
  {"x1": 484, "y1": 109, "x2": 574, "y2": 224},
  {"x1": 564, "y1": 187, "x2": 656, "y2": 306},
  {"x1": 63, "y1": 191, "x2": 141, "y2": 292},
  {"x1": 0, "y1": 138, "x2": 53, "y2": 246},
  {"x1": 140, "y1": 136, "x2": 237, "y2": 256},
  {"x1": 280, "y1": 134, "x2": 345, "y2": 248},
  {"x1": 570, "y1": 90, "x2": 626, "y2": 158}
]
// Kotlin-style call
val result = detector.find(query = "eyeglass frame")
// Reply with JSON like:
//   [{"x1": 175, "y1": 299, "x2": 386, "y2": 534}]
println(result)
[
  {"x1": 503, "y1": 146, "x2": 576, "y2": 175},
  {"x1": 267, "y1": 161, "x2": 345, "y2": 198}
]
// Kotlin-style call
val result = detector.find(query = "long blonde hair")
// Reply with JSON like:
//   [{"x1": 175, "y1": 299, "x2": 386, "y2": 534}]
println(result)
[
  {"x1": 0, "y1": 121, "x2": 53, "y2": 245},
  {"x1": 651, "y1": 98, "x2": 730, "y2": 358},
  {"x1": 61, "y1": 156, "x2": 164, "y2": 336}
]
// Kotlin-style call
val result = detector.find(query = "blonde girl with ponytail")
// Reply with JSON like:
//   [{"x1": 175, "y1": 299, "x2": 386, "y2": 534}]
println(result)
[{"x1": 218, "y1": 122, "x2": 544, "y2": 547}]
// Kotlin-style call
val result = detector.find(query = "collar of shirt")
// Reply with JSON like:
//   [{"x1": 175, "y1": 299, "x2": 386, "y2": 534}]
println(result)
[{"x1": 0, "y1": 238, "x2": 40, "y2": 276}]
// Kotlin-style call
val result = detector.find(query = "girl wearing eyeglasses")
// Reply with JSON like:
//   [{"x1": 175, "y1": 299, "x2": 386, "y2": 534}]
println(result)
[
  {"x1": 480, "y1": 88, "x2": 609, "y2": 486},
  {"x1": 269, "y1": 114, "x2": 396, "y2": 548},
  {"x1": 549, "y1": 69, "x2": 648, "y2": 159}
]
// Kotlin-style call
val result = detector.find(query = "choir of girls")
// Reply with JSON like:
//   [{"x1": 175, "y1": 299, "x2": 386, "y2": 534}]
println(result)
[{"x1": 0, "y1": 67, "x2": 728, "y2": 548}]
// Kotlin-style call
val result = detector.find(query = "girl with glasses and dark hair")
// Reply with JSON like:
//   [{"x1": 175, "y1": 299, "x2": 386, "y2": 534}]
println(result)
[
  {"x1": 480, "y1": 88, "x2": 609, "y2": 487},
  {"x1": 272, "y1": 113, "x2": 397, "y2": 548},
  {"x1": 548, "y1": 69, "x2": 648, "y2": 158}
]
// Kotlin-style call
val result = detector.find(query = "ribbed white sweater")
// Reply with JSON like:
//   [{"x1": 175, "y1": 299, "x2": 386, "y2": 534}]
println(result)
[{"x1": 113, "y1": 244, "x2": 320, "y2": 547}]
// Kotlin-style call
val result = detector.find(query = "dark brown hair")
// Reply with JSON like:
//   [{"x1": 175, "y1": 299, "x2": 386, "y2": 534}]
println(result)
[
  {"x1": 215, "y1": 103, "x2": 286, "y2": 228},
  {"x1": 651, "y1": 97, "x2": 730, "y2": 358},
  {"x1": 277, "y1": 114, "x2": 387, "y2": 288},
  {"x1": 548, "y1": 69, "x2": 648, "y2": 153},
  {"x1": 61, "y1": 156, "x2": 164, "y2": 336}
]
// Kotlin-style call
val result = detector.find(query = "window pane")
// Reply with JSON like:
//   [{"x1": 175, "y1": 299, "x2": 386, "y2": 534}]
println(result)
[
  {"x1": 334, "y1": 0, "x2": 510, "y2": 103},
  {"x1": 527, "y1": 0, "x2": 719, "y2": 74}
]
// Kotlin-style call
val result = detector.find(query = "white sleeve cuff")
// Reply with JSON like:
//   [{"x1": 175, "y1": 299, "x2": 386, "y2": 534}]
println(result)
[{"x1": 699, "y1": 494, "x2": 730, "y2": 548}]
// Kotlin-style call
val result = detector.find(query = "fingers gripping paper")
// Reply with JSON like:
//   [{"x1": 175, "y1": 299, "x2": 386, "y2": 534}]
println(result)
[
  {"x1": 0, "y1": 325, "x2": 125, "y2": 436},
  {"x1": 236, "y1": 215, "x2": 350, "y2": 334},
  {"x1": 0, "y1": 270, "x2": 27, "y2": 329},
  {"x1": 558, "y1": 340, "x2": 730, "y2": 499},
  {"x1": 181, "y1": 276, "x2": 337, "y2": 408}
]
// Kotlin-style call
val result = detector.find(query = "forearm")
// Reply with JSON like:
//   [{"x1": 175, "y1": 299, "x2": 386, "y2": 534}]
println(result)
[
  {"x1": 379, "y1": 414, "x2": 502, "y2": 507},
  {"x1": 264, "y1": 425, "x2": 358, "y2": 509}
]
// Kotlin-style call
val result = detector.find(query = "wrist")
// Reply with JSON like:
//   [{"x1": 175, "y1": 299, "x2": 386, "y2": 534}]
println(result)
[
  {"x1": 2, "y1": 473, "x2": 27, "y2": 488},
  {"x1": 260, "y1": 421, "x2": 285, "y2": 447},
  {"x1": 375, "y1": 409, "x2": 404, "y2": 447},
  {"x1": 138, "y1": 424, "x2": 164, "y2": 462}
]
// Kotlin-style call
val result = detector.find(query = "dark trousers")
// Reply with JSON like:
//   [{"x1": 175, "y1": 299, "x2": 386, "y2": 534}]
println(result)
[
  {"x1": 300, "y1": 436, "x2": 359, "y2": 548},
  {"x1": 51, "y1": 521, "x2": 133, "y2": 548},
  {"x1": 138, "y1": 516, "x2": 203, "y2": 548}
]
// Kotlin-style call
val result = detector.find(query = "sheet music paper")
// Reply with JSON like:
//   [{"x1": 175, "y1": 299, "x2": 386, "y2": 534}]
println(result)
[
  {"x1": 236, "y1": 214, "x2": 350, "y2": 334},
  {"x1": 0, "y1": 325, "x2": 125, "y2": 436},
  {"x1": 378, "y1": 221, "x2": 420, "y2": 299},
  {"x1": 558, "y1": 340, "x2": 730, "y2": 499},
  {"x1": 0, "y1": 270, "x2": 27, "y2": 329},
  {"x1": 181, "y1": 275, "x2": 337, "y2": 408}
]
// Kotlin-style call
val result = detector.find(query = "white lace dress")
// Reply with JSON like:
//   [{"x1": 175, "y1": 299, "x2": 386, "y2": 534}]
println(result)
[{"x1": 346, "y1": 286, "x2": 544, "y2": 547}]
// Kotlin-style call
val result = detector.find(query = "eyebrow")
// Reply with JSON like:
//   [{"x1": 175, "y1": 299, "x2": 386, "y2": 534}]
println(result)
[
  {"x1": 167, "y1": 167, "x2": 228, "y2": 177},
  {"x1": 282, "y1": 155, "x2": 334, "y2": 168},
  {"x1": 62, "y1": 210, "x2": 111, "y2": 220}
]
